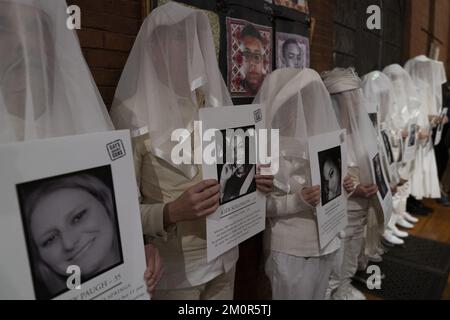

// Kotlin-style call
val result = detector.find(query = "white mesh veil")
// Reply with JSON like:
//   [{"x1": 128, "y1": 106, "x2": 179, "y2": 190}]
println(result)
[
  {"x1": 0, "y1": 0, "x2": 113, "y2": 144},
  {"x1": 405, "y1": 55, "x2": 447, "y2": 122},
  {"x1": 254, "y1": 68, "x2": 341, "y2": 193},
  {"x1": 362, "y1": 71, "x2": 406, "y2": 131},
  {"x1": 322, "y1": 68, "x2": 378, "y2": 185},
  {"x1": 110, "y1": 2, "x2": 232, "y2": 178},
  {"x1": 383, "y1": 64, "x2": 421, "y2": 127}
]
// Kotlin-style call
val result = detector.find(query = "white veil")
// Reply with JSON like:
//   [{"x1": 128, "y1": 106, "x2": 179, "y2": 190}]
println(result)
[
  {"x1": 254, "y1": 68, "x2": 341, "y2": 193},
  {"x1": 0, "y1": 0, "x2": 113, "y2": 144},
  {"x1": 322, "y1": 68, "x2": 378, "y2": 184},
  {"x1": 383, "y1": 64, "x2": 421, "y2": 127},
  {"x1": 110, "y1": 2, "x2": 232, "y2": 178},
  {"x1": 362, "y1": 71, "x2": 406, "y2": 132},
  {"x1": 405, "y1": 55, "x2": 447, "y2": 120}
]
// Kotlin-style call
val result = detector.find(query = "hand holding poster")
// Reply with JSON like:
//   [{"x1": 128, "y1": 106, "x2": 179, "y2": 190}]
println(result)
[
  {"x1": 199, "y1": 105, "x2": 268, "y2": 262},
  {"x1": 0, "y1": 131, "x2": 148, "y2": 300},
  {"x1": 308, "y1": 130, "x2": 348, "y2": 249},
  {"x1": 434, "y1": 108, "x2": 448, "y2": 146}
]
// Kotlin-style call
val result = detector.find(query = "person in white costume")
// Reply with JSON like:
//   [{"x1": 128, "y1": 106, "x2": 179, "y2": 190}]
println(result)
[
  {"x1": 362, "y1": 71, "x2": 415, "y2": 248},
  {"x1": 256, "y1": 68, "x2": 354, "y2": 300},
  {"x1": 323, "y1": 68, "x2": 380, "y2": 300},
  {"x1": 0, "y1": 0, "x2": 162, "y2": 295},
  {"x1": 405, "y1": 55, "x2": 447, "y2": 200},
  {"x1": 383, "y1": 64, "x2": 421, "y2": 223},
  {"x1": 110, "y1": 2, "x2": 273, "y2": 300}
]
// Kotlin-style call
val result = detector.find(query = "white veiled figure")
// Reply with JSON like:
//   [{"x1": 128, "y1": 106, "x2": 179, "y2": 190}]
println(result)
[
  {"x1": 256, "y1": 68, "x2": 342, "y2": 300},
  {"x1": 383, "y1": 64, "x2": 421, "y2": 128},
  {"x1": 322, "y1": 68, "x2": 383, "y2": 300},
  {"x1": 362, "y1": 71, "x2": 406, "y2": 133},
  {"x1": 322, "y1": 68, "x2": 378, "y2": 186},
  {"x1": 404, "y1": 56, "x2": 446, "y2": 199},
  {"x1": 0, "y1": 0, "x2": 113, "y2": 144},
  {"x1": 255, "y1": 68, "x2": 341, "y2": 194},
  {"x1": 110, "y1": 2, "x2": 232, "y2": 179},
  {"x1": 405, "y1": 55, "x2": 446, "y2": 118},
  {"x1": 362, "y1": 71, "x2": 402, "y2": 186},
  {"x1": 383, "y1": 65, "x2": 421, "y2": 187}
]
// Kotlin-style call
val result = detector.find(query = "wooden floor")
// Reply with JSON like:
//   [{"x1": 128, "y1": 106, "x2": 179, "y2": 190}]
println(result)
[{"x1": 365, "y1": 198, "x2": 450, "y2": 300}]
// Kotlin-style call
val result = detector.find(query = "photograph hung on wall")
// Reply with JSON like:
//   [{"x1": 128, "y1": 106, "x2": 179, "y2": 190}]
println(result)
[
  {"x1": 226, "y1": 17, "x2": 273, "y2": 98},
  {"x1": 273, "y1": 0, "x2": 309, "y2": 14},
  {"x1": 276, "y1": 32, "x2": 310, "y2": 69}
]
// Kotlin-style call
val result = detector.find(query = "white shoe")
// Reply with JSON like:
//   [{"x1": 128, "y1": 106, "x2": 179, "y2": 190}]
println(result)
[
  {"x1": 401, "y1": 212, "x2": 419, "y2": 224},
  {"x1": 396, "y1": 216, "x2": 414, "y2": 229},
  {"x1": 333, "y1": 285, "x2": 366, "y2": 300},
  {"x1": 383, "y1": 231, "x2": 405, "y2": 245},
  {"x1": 388, "y1": 225, "x2": 409, "y2": 238}
]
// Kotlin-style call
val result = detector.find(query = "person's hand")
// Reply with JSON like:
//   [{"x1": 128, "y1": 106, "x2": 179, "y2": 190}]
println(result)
[
  {"x1": 442, "y1": 115, "x2": 449, "y2": 125},
  {"x1": 299, "y1": 186, "x2": 321, "y2": 207},
  {"x1": 352, "y1": 184, "x2": 378, "y2": 199},
  {"x1": 144, "y1": 244, "x2": 163, "y2": 295},
  {"x1": 343, "y1": 175, "x2": 355, "y2": 193},
  {"x1": 429, "y1": 115, "x2": 439, "y2": 125},
  {"x1": 390, "y1": 184, "x2": 398, "y2": 194},
  {"x1": 418, "y1": 130, "x2": 430, "y2": 140},
  {"x1": 164, "y1": 180, "x2": 220, "y2": 227},
  {"x1": 255, "y1": 165, "x2": 274, "y2": 194},
  {"x1": 401, "y1": 129, "x2": 409, "y2": 139}
]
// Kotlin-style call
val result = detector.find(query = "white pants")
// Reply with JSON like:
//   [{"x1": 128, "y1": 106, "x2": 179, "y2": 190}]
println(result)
[
  {"x1": 265, "y1": 250, "x2": 337, "y2": 300},
  {"x1": 328, "y1": 209, "x2": 367, "y2": 295}
]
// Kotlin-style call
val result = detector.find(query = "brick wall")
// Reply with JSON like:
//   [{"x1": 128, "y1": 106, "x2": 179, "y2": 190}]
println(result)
[
  {"x1": 68, "y1": 0, "x2": 144, "y2": 109},
  {"x1": 309, "y1": 0, "x2": 336, "y2": 73},
  {"x1": 433, "y1": 0, "x2": 450, "y2": 74},
  {"x1": 406, "y1": 0, "x2": 450, "y2": 75}
]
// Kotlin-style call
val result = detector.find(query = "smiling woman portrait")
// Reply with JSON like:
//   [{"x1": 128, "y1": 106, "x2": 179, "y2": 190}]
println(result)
[{"x1": 16, "y1": 166, "x2": 123, "y2": 300}]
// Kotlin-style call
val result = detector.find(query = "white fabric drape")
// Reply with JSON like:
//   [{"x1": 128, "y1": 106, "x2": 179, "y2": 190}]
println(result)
[
  {"x1": 322, "y1": 68, "x2": 378, "y2": 185},
  {"x1": 110, "y1": 2, "x2": 232, "y2": 179},
  {"x1": 404, "y1": 56, "x2": 446, "y2": 199},
  {"x1": 383, "y1": 64, "x2": 421, "y2": 128},
  {"x1": 254, "y1": 68, "x2": 341, "y2": 193},
  {"x1": 0, "y1": 0, "x2": 113, "y2": 144}
]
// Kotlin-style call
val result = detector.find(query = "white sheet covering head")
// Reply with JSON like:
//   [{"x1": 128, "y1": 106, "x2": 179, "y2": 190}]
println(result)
[
  {"x1": 254, "y1": 68, "x2": 341, "y2": 192},
  {"x1": 322, "y1": 68, "x2": 377, "y2": 184},
  {"x1": 405, "y1": 55, "x2": 447, "y2": 121},
  {"x1": 383, "y1": 64, "x2": 421, "y2": 127},
  {"x1": 0, "y1": 0, "x2": 113, "y2": 144},
  {"x1": 110, "y1": 2, "x2": 232, "y2": 178},
  {"x1": 362, "y1": 71, "x2": 405, "y2": 131}
]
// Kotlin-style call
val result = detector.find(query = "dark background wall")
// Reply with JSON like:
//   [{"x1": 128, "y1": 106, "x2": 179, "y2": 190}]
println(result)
[
  {"x1": 68, "y1": 0, "x2": 144, "y2": 109},
  {"x1": 70, "y1": 0, "x2": 450, "y2": 109}
]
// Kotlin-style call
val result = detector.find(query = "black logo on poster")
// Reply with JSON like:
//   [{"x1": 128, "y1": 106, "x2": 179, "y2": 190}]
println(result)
[{"x1": 106, "y1": 140, "x2": 126, "y2": 161}]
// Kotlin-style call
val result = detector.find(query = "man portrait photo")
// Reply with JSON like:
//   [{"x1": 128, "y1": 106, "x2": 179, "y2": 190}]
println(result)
[
  {"x1": 276, "y1": 32, "x2": 310, "y2": 70},
  {"x1": 227, "y1": 18, "x2": 272, "y2": 97},
  {"x1": 216, "y1": 127, "x2": 257, "y2": 205}
]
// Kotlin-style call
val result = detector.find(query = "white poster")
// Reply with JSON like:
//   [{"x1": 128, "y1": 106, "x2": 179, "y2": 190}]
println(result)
[
  {"x1": 0, "y1": 131, "x2": 148, "y2": 300},
  {"x1": 199, "y1": 105, "x2": 266, "y2": 262},
  {"x1": 308, "y1": 130, "x2": 348, "y2": 249},
  {"x1": 434, "y1": 108, "x2": 448, "y2": 146}
]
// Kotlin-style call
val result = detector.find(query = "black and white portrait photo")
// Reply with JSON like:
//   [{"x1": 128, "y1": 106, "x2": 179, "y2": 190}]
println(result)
[
  {"x1": 318, "y1": 146, "x2": 342, "y2": 206},
  {"x1": 381, "y1": 130, "x2": 395, "y2": 165},
  {"x1": 276, "y1": 32, "x2": 310, "y2": 70},
  {"x1": 16, "y1": 166, "x2": 123, "y2": 300},
  {"x1": 373, "y1": 154, "x2": 388, "y2": 199},
  {"x1": 216, "y1": 126, "x2": 257, "y2": 205}
]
